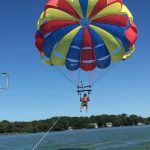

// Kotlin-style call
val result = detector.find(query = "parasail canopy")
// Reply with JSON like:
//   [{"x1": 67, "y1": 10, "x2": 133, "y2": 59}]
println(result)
[{"x1": 35, "y1": 0, "x2": 137, "y2": 72}]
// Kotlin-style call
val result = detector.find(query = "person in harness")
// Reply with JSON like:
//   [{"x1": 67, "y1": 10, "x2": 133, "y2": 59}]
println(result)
[{"x1": 80, "y1": 93, "x2": 90, "y2": 112}]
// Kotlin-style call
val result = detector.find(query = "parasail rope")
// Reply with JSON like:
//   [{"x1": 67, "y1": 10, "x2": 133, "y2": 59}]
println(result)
[
  {"x1": 77, "y1": 68, "x2": 81, "y2": 87},
  {"x1": 89, "y1": 71, "x2": 92, "y2": 86},
  {"x1": 51, "y1": 27, "x2": 77, "y2": 88},
  {"x1": 91, "y1": 71, "x2": 94, "y2": 86},
  {"x1": 54, "y1": 65, "x2": 77, "y2": 87},
  {"x1": 32, "y1": 117, "x2": 61, "y2": 150},
  {"x1": 68, "y1": 70, "x2": 78, "y2": 87},
  {"x1": 91, "y1": 63, "x2": 119, "y2": 87},
  {"x1": 91, "y1": 69, "x2": 111, "y2": 87}
]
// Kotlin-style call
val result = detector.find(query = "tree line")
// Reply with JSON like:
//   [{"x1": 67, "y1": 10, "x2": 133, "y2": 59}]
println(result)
[{"x1": 0, "y1": 114, "x2": 150, "y2": 134}]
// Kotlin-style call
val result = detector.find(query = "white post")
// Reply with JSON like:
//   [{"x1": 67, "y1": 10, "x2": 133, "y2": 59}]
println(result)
[{"x1": 0, "y1": 73, "x2": 9, "y2": 90}]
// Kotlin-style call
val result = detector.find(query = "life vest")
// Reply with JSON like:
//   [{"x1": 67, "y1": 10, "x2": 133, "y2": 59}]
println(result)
[{"x1": 82, "y1": 97, "x2": 88, "y2": 102}]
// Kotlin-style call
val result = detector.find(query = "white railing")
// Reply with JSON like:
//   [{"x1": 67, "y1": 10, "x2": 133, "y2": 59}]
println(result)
[{"x1": 0, "y1": 73, "x2": 9, "y2": 90}]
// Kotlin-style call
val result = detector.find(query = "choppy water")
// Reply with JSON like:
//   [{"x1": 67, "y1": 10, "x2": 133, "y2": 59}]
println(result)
[{"x1": 0, "y1": 126, "x2": 150, "y2": 150}]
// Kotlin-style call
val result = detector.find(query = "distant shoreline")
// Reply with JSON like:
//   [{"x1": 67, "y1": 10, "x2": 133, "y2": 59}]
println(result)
[
  {"x1": 0, "y1": 114, "x2": 150, "y2": 136},
  {"x1": 0, "y1": 114, "x2": 149, "y2": 135},
  {"x1": 0, "y1": 124, "x2": 149, "y2": 136}
]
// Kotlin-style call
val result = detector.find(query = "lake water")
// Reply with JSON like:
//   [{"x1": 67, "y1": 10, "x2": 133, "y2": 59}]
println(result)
[{"x1": 0, "y1": 126, "x2": 150, "y2": 150}]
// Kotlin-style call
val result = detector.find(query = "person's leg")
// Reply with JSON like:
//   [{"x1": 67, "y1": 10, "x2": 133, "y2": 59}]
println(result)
[
  {"x1": 80, "y1": 105, "x2": 82, "y2": 112},
  {"x1": 86, "y1": 105, "x2": 88, "y2": 112}
]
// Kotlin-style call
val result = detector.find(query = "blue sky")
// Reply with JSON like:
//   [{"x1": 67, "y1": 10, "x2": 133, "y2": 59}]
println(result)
[{"x1": 0, "y1": 0, "x2": 150, "y2": 121}]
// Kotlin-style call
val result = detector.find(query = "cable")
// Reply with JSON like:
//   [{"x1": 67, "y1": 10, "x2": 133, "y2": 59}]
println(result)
[
  {"x1": 68, "y1": 69, "x2": 78, "y2": 87},
  {"x1": 32, "y1": 117, "x2": 61, "y2": 150},
  {"x1": 91, "y1": 63, "x2": 119, "y2": 87},
  {"x1": 50, "y1": 26, "x2": 77, "y2": 88},
  {"x1": 54, "y1": 66, "x2": 77, "y2": 87}
]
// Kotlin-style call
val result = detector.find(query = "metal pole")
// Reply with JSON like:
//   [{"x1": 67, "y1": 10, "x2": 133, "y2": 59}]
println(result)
[{"x1": 0, "y1": 73, "x2": 9, "y2": 90}]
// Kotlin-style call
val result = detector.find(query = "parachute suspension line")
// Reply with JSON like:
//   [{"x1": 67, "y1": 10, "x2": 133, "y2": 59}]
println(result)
[
  {"x1": 76, "y1": 31, "x2": 93, "y2": 95},
  {"x1": 53, "y1": 65, "x2": 77, "y2": 88},
  {"x1": 77, "y1": 68, "x2": 81, "y2": 87},
  {"x1": 91, "y1": 63, "x2": 119, "y2": 87},
  {"x1": 77, "y1": 48, "x2": 93, "y2": 96},
  {"x1": 88, "y1": 71, "x2": 90, "y2": 86},
  {"x1": 73, "y1": 26, "x2": 81, "y2": 88},
  {"x1": 91, "y1": 68, "x2": 110, "y2": 87},
  {"x1": 89, "y1": 71, "x2": 93, "y2": 87},
  {"x1": 68, "y1": 70, "x2": 78, "y2": 87},
  {"x1": 32, "y1": 117, "x2": 61, "y2": 150},
  {"x1": 50, "y1": 27, "x2": 77, "y2": 88},
  {"x1": 91, "y1": 70, "x2": 94, "y2": 87}
]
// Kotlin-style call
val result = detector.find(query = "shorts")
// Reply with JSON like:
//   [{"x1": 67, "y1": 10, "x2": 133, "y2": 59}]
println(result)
[{"x1": 81, "y1": 101, "x2": 87, "y2": 106}]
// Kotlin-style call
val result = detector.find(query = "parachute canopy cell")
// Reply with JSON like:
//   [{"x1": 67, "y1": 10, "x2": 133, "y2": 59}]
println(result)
[{"x1": 35, "y1": 0, "x2": 137, "y2": 71}]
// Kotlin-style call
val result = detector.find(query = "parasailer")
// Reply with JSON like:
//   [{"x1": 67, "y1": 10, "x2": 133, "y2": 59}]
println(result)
[
  {"x1": 77, "y1": 82, "x2": 91, "y2": 112},
  {"x1": 35, "y1": 0, "x2": 138, "y2": 112},
  {"x1": 80, "y1": 93, "x2": 90, "y2": 112}
]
